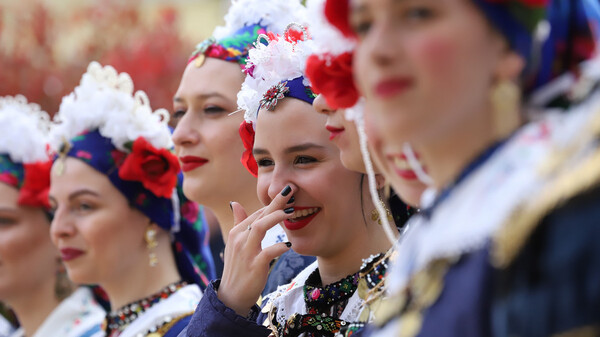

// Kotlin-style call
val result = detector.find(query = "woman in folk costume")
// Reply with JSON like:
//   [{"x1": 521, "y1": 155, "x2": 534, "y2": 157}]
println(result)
[
  {"x1": 49, "y1": 62, "x2": 212, "y2": 337},
  {"x1": 323, "y1": 0, "x2": 600, "y2": 336},
  {"x1": 171, "y1": 0, "x2": 315, "y2": 294},
  {"x1": 180, "y1": 25, "x2": 393, "y2": 337},
  {"x1": 0, "y1": 95, "x2": 105, "y2": 337}
]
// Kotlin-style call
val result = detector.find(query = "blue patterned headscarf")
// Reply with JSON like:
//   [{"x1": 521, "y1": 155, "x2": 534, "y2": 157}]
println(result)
[{"x1": 471, "y1": 0, "x2": 600, "y2": 98}]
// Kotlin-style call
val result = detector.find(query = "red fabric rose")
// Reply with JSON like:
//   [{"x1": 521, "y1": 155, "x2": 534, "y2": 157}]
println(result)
[
  {"x1": 118, "y1": 137, "x2": 180, "y2": 198},
  {"x1": 239, "y1": 121, "x2": 258, "y2": 177},
  {"x1": 206, "y1": 44, "x2": 229, "y2": 60},
  {"x1": 325, "y1": 0, "x2": 356, "y2": 38},
  {"x1": 305, "y1": 52, "x2": 359, "y2": 109},
  {"x1": 18, "y1": 161, "x2": 52, "y2": 209},
  {"x1": 486, "y1": 0, "x2": 548, "y2": 6}
]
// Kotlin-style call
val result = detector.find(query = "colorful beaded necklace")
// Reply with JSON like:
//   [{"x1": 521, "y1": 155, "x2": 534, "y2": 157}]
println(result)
[{"x1": 104, "y1": 280, "x2": 187, "y2": 337}]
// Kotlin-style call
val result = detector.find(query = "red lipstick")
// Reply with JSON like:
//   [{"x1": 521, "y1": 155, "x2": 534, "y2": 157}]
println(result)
[
  {"x1": 387, "y1": 154, "x2": 421, "y2": 181},
  {"x1": 283, "y1": 207, "x2": 321, "y2": 231},
  {"x1": 325, "y1": 125, "x2": 345, "y2": 141},
  {"x1": 60, "y1": 248, "x2": 85, "y2": 262},
  {"x1": 375, "y1": 78, "x2": 413, "y2": 99},
  {"x1": 179, "y1": 156, "x2": 209, "y2": 172}
]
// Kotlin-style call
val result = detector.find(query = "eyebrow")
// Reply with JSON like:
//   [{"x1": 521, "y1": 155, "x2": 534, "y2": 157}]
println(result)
[
  {"x1": 173, "y1": 92, "x2": 230, "y2": 103},
  {"x1": 253, "y1": 143, "x2": 326, "y2": 156},
  {"x1": 0, "y1": 207, "x2": 18, "y2": 213},
  {"x1": 48, "y1": 189, "x2": 100, "y2": 204}
]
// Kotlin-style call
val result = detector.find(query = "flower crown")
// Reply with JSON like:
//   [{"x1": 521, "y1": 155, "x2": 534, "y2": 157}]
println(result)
[
  {"x1": 305, "y1": 0, "x2": 360, "y2": 112},
  {"x1": 188, "y1": 0, "x2": 308, "y2": 67},
  {"x1": 0, "y1": 95, "x2": 52, "y2": 208},
  {"x1": 238, "y1": 24, "x2": 317, "y2": 126},
  {"x1": 51, "y1": 62, "x2": 178, "y2": 199}
]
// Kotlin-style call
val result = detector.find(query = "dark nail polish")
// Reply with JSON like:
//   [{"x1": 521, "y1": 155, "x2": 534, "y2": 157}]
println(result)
[
  {"x1": 287, "y1": 196, "x2": 295, "y2": 204},
  {"x1": 285, "y1": 242, "x2": 292, "y2": 248},
  {"x1": 284, "y1": 207, "x2": 294, "y2": 214},
  {"x1": 229, "y1": 201, "x2": 233, "y2": 211},
  {"x1": 281, "y1": 185, "x2": 292, "y2": 197}
]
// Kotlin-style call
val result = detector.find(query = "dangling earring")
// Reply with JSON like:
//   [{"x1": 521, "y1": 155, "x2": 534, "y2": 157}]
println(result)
[
  {"x1": 491, "y1": 80, "x2": 521, "y2": 139},
  {"x1": 145, "y1": 227, "x2": 158, "y2": 267},
  {"x1": 55, "y1": 258, "x2": 73, "y2": 301},
  {"x1": 370, "y1": 196, "x2": 393, "y2": 226}
]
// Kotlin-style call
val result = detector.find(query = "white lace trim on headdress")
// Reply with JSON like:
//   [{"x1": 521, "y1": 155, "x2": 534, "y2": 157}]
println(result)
[
  {"x1": 238, "y1": 27, "x2": 318, "y2": 127},
  {"x1": 51, "y1": 61, "x2": 172, "y2": 152},
  {"x1": 305, "y1": 0, "x2": 355, "y2": 57},
  {"x1": 0, "y1": 95, "x2": 51, "y2": 163},
  {"x1": 212, "y1": 0, "x2": 308, "y2": 40}
]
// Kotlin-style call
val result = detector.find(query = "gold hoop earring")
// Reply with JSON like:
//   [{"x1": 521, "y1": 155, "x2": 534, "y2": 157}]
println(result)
[
  {"x1": 491, "y1": 80, "x2": 521, "y2": 139},
  {"x1": 145, "y1": 227, "x2": 158, "y2": 267}
]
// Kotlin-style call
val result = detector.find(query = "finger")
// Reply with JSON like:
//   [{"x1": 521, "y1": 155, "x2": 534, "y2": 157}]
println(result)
[
  {"x1": 230, "y1": 203, "x2": 264, "y2": 235},
  {"x1": 258, "y1": 242, "x2": 292, "y2": 266},
  {"x1": 262, "y1": 184, "x2": 297, "y2": 216},
  {"x1": 247, "y1": 209, "x2": 292, "y2": 243}
]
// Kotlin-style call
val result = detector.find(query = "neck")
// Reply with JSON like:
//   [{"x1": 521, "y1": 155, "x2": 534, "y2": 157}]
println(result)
[
  {"x1": 420, "y1": 110, "x2": 506, "y2": 190},
  {"x1": 317, "y1": 200, "x2": 392, "y2": 285},
  {"x1": 210, "y1": 194, "x2": 263, "y2": 244},
  {"x1": 8, "y1": 280, "x2": 61, "y2": 336},
  {"x1": 103, "y1": 235, "x2": 181, "y2": 310}
]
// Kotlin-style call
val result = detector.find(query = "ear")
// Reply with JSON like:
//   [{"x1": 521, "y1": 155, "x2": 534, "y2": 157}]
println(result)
[{"x1": 495, "y1": 51, "x2": 525, "y2": 82}]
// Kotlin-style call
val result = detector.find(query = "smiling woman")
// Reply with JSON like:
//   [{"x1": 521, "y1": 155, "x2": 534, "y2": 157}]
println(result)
[{"x1": 48, "y1": 62, "x2": 212, "y2": 337}]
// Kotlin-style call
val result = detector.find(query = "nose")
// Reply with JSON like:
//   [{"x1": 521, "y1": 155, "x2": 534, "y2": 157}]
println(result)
[
  {"x1": 313, "y1": 94, "x2": 337, "y2": 116},
  {"x1": 171, "y1": 112, "x2": 200, "y2": 150},
  {"x1": 364, "y1": 18, "x2": 399, "y2": 68},
  {"x1": 50, "y1": 207, "x2": 77, "y2": 244},
  {"x1": 266, "y1": 164, "x2": 295, "y2": 202}
]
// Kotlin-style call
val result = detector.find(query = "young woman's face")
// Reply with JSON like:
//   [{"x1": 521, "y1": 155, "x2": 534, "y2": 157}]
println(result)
[
  {"x1": 313, "y1": 94, "x2": 426, "y2": 206},
  {"x1": 312, "y1": 94, "x2": 365, "y2": 172},
  {"x1": 49, "y1": 158, "x2": 150, "y2": 285},
  {"x1": 254, "y1": 98, "x2": 367, "y2": 257},
  {"x1": 351, "y1": 0, "x2": 509, "y2": 174},
  {"x1": 172, "y1": 58, "x2": 255, "y2": 205},
  {"x1": 0, "y1": 183, "x2": 57, "y2": 302}
]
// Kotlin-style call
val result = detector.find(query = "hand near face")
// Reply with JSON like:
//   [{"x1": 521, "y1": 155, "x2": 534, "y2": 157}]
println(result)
[{"x1": 217, "y1": 184, "x2": 296, "y2": 316}]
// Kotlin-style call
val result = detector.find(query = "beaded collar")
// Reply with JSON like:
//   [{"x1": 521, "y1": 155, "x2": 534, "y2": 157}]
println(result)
[{"x1": 104, "y1": 280, "x2": 187, "y2": 336}]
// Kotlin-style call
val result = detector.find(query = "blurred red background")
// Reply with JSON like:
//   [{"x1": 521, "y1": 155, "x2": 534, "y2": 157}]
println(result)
[{"x1": 0, "y1": 0, "x2": 224, "y2": 122}]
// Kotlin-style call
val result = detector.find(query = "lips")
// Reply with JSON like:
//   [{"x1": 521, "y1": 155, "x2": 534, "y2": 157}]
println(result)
[
  {"x1": 179, "y1": 156, "x2": 209, "y2": 172},
  {"x1": 60, "y1": 248, "x2": 85, "y2": 262},
  {"x1": 283, "y1": 206, "x2": 321, "y2": 231},
  {"x1": 325, "y1": 125, "x2": 345, "y2": 141},
  {"x1": 387, "y1": 153, "x2": 424, "y2": 181},
  {"x1": 375, "y1": 78, "x2": 413, "y2": 99}
]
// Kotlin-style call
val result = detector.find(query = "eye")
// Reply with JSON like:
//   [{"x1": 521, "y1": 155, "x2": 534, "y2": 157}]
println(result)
[
  {"x1": 351, "y1": 17, "x2": 372, "y2": 38},
  {"x1": 74, "y1": 202, "x2": 94, "y2": 213},
  {"x1": 0, "y1": 217, "x2": 16, "y2": 225},
  {"x1": 204, "y1": 105, "x2": 226, "y2": 114},
  {"x1": 257, "y1": 158, "x2": 274, "y2": 167},
  {"x1": 173, "y1": 109, "x2": 186, "y2": 119},
  {"x1": 294, "y1": 156, "x2": 317, "y2": 165},
  {"x1": 404, "y1": 6, "x2": 435, "y2": 22}
]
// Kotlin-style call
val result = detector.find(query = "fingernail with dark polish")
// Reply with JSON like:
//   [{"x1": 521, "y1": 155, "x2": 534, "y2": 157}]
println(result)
[
  {"x1": 281, "y1": 185, "x2": 292, "y2": 197},
  {"x1": 284, "y1": 207, "x2": 294, "y2": 214},
  {"x1": 285, "y1": 242, "x2": 292, "y2": 248},
  {"x1": 287, "y1": 196, "x2": 295, "y2": 204}
]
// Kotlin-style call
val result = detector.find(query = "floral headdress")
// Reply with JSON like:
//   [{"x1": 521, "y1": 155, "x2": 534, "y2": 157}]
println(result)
[
  {"x1": 187, "y1": 0, "x2": 307, "y2": 69},
  {"x1": 324, "y1": 0, "x2": 600, "y2": 103},
  {"x1": 0, "y1": 95, "x2": 52, "y2": 209},
  {"x1": 304, "y1": 0, "x2": 359, "y2": 111},
  {"x1": 237, "y1": 25, "x2": 318, "y2": 176},
  {"x1": 51, "y1": 62, "x2": 213, "y2": 288}
]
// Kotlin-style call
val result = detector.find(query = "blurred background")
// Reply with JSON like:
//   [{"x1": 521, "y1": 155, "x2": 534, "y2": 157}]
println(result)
[{"x1": 0, "y1": 0, "x2": 228, "y2": 119}]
